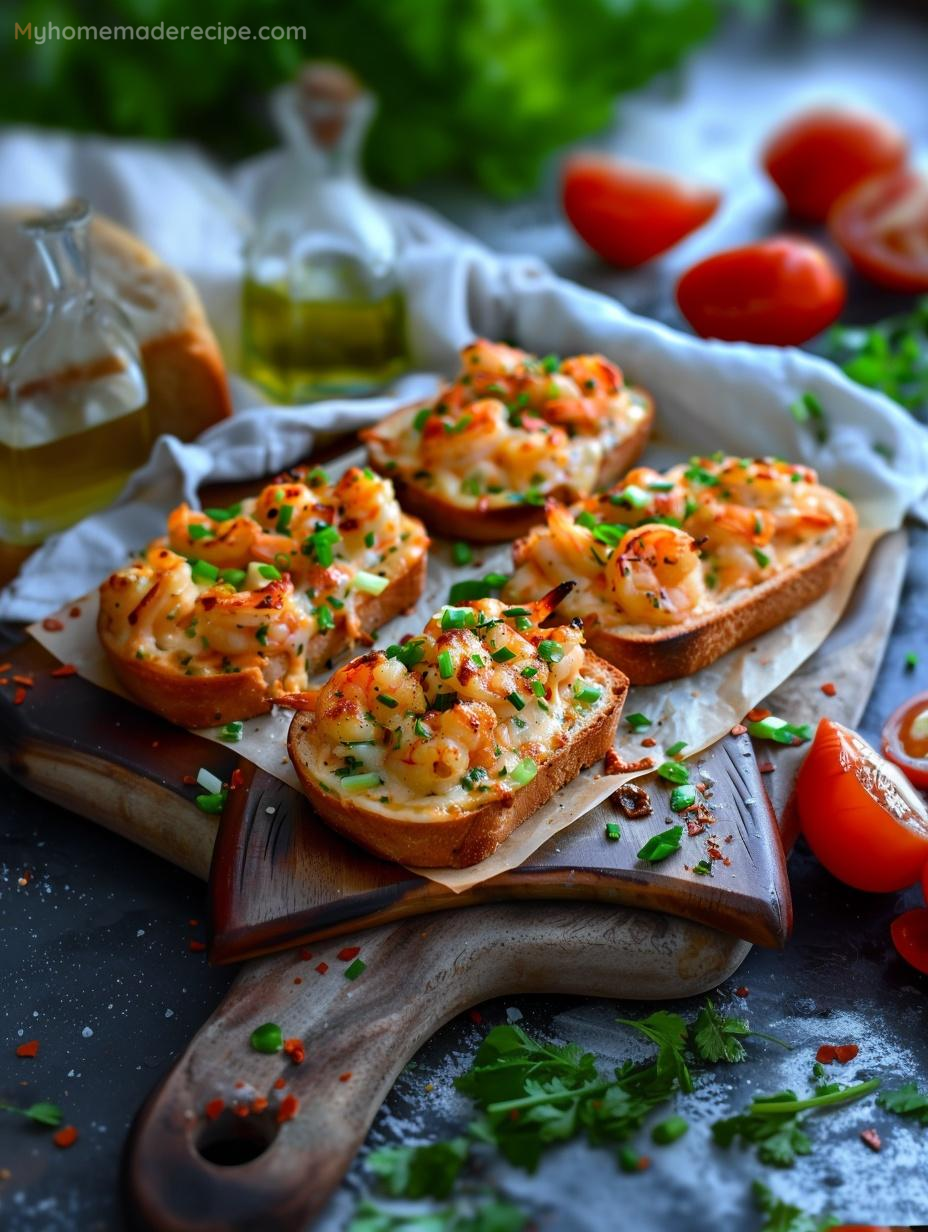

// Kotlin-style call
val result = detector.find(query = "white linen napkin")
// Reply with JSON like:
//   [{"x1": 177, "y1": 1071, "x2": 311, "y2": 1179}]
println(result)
[{"x1": 1, "y1": 129, "x2": 926, "y2": 622}]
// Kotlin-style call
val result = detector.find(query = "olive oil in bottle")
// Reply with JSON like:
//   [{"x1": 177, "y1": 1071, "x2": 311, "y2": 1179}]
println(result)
[{"x1": 242, "y1": 63, "x2": 409, "y2": 403}]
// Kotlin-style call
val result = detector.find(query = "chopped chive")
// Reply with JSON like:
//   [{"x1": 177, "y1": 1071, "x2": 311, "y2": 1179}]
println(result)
[
  {"x1": 352, "y1": 570, "x2": 389, "y2": 595},
  {"x1": 451, "y1": 542, "x2": 473, "y2": 566},
  {"x1": 502, "y1": 607, "x2": 529, "y2": 617},
  {"x1": 626, "y1": 713, "x2": 652, "y2": 731},
  {"x1": 573, "y1": 680, "x2": 602, "y2": 705},
  {"x1": 257, "y1": 564, "x2": 282, "y2": 581},
  {"x1": 441, "y1": 606, "x2": 477, "y2": 630},
  {"x1": 531, "y1": 680, "x2": 545, "y2": 697},
  {"x1": 508, "y1": 691, "x2": 526, "y2": 711},
  {"x1": 190, "y1": 559, "x2": 219, "y2": 584},
  {"x1": 386, "y1": 640, "x2": 425, "y2": 670},
  {"x1": 521, "y1": 666, "x2": 537, "y2": 678},
  {"x1": 188, "y1": 523, "x2": 214, "y2": 541},
  {"x1": 219, "y1": 721, "x2": 244, "y2": 743},
  {"x1": 437, "y1": 650, "x2": 454, "y2": 679},
  {"x1": 315, "y1": 604, "x2": 335, "y2": 631},
  {"x1": 340, "y1": 772, "x2": 383, "y2": 794},
  {"x1": 665, "y1": 740, "x2": 687, "y2": 758},
  {"x1": 510, "y1": 757, "x2": 537, "y2": 785},
  {"x1": 364, "y1": 531, "x2": 375, "y2": 548},
  {"x1": 412, "y1": 407, "x2": 432, "y2": 432},
  {"x1": 637, "y1": 825, "x2": 684, "y2": 864},
  {"x1": 344, "y1": 958, "x2": 366, "y2": 980},
  {"x1": 605, "y1": 821, "x2": 621, "y2": 841},
  {"x1": 204, "y1": 504, "x2": 241, "y2": 521},
  {"x1": 432, "y1": 693, "x2": 456, "y2": 712},
  {"x1": 905, "y1": 651, "x2": 918, "y2": 670},
  {"x1": 693, "y1": 859, "x2": 713, "y2": 876},
  {"x1": 376, "y1": 694, "x2": 399, "y2": 709},
  {"x1": 414, "y1": 719, "x2": 431, "y2": 739},
  {"x1": 537, "y1": 640, "x2": 564, "y2": 664},
  {"x1": 670, "y1": 785, "x2": 697, "y2": 812},
  {"x1": 753, "y1": 548, "x2": 771, "y2": 569},
  {"x1": 219, "y1": 567, "x2": 246, "y2": 588},
  {"x1": 657, "y1": 761, "x2": 689, "y2": 785},
  {"x1": 492, "y1": 647, "x2": 517, "y2": 663},
  {"x1": 276, "y1": 504, "x2": 294, "y2": 534},
  {"x1": 256, "y1": 624, "x2": 268, "y2": 646}
]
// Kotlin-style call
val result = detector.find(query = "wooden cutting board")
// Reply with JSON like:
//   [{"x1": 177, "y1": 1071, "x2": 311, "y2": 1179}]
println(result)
[{"x1": 0, "y1": 530, "x2": 907, "y2": 1232}]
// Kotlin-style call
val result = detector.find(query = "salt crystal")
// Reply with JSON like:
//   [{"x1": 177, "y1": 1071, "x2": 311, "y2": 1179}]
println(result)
[
  {"x1": 165, "y1": 1009, "x2": 174, "y2": 1018},
  {"x1": 81, "y1": 1026, "x2": 93, "y2": 1038}
]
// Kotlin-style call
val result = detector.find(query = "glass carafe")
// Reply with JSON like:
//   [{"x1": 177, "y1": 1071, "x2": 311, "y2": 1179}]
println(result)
[
  {"x1": 0, "y1": 199, "x2": 150, "y2": 551},
  {"x1": 242, "y1": 63, "x2": 409, "y2": 402}
]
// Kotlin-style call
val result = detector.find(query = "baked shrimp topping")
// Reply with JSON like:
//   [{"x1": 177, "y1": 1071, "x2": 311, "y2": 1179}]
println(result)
[
  {"x1": 363, "y1": 339, "x2": 651, "y2": 509},
  {"x1": 98, "y1": 466, "x2": 428, "y2": 693},
  {"x1": 505, "y1": 455, "x2": 850, "y2": 630},
  {"x1": 306, "y1": 587, "x2": 610, "y2": 813}
]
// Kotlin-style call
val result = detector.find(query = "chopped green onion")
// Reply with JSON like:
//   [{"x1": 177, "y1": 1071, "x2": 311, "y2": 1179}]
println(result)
[
  {"x1": 540, "y1": 354, "x2": 560, "y2": 373},
  {"x1": 905, "y1": 651, "x2": 918, "y2": 670},
  {"x1": 753, "y1": 548, "x2": 771, "y2": 569},
  {"x1": 437, "y1": 650, "x2": 454, "y2": 679},
  {"x1": 521, "y1": 666, "x2": 537, "y2": 678},
  {"x1": 376, "y1": 694, "x2": 399, "y2": 708},
  {"x1": 693, "y1": 859, "x2": 713, "y2": 876},
  {"x1": 352, "y1": 570, "x2": 389, "y2": 595},
  {"x1": 746, "y1": 715, "x2": 812, "y2": 745},
  {"x1": 651, "y1": 1115, "x2": 688, "y2": 1145},
  {"x1": 614, "y1": 484, "x2": 650, "y2": 509},
  {"x1": 648, "y1": 482, "x2": 675, "y2": 492},
  {"x1": 508, "y1": 691, "x2": 526, "y2": 711},
  {"x1": 196, "y1": 767, "x2": 223, "y2": 794},
  {"x1": 340, "y1": 772, "x2": 383, "y2": 794},
  {"x1": 665, "y1": 740, "x2": 687, "y2": 758},
  {"x1": 257, "y1": 563, "x2": 282, "y2": 581},
  {"x1": 189, "y1": 523, "x2": 214, "y2": 541},
  {"x1": 626, "y1": 713, "x2": 652, "y2": 731},
  {"x1": 492, "y1": 647, "x2": 517, "y2": 663},
  {"x1": 204, "y1": 504, "x2": 241, "y2": 521},
  {"x1": 441, "y1": 606, "x2": 477, "y2": 630},
  {"x1": 219, "y1": 567, "x2": 246, "y2": 588},
  {"x1": 448, "y1": 575, "x2": 509, "y2": 603},
  {"x1": 515, "y1": 615, "x2": 532, "y2": 631},
  {"x1": 510, "y1": 757, "x2": 537, "y2": 785},
  {"x1": 683, "y1": 463, "x2": 720, "y2": 487},
  {"x1": 656, "y1": 761, "x2": 689, "y2": 785},
  {"x1": 432, "y1": 693, "x2": 456, "y2": 712},
  {"x1": 637, "y1": 825, "x2": 684, "y2": 864},
  {"x1": 670, "y1": 785, "x2": 697, "y2": 812},
  {"x1": 414, "y1": 718, "x2": 431, "y2": 739},
  {"x1": 255, "y1": 624, "x2": 268, "y2": 647},
  {"x1": 191, "y1": 559, "x2": 219, "y2": 585},
  {"x1": 502, "y1": 607, "x2": 529, "y2": 617},
  {"x1": 249, "y1": 1022, "x2": 283, "y2": 1054},
  {"x1": 537, "y1": 640, "x2": 564, "y2": 664},
  {"x1": 276, "y1": 504, "x2": 294, "y2": 534},
  {"x1": 573, "y1": 680, "x2": 602, "y2": 705},
  {"x1": 344, "y1": 958, "x2": 366, "y2": 981},
  {"x1": 412, "y1": 407, "x2": 432, "y2": 432},
  {"x1": 195, "y1": 790, "x2": 227, "y2": 814},
  {"x1": 386, "y1": 641, "x2": 425, "y2": 670},
  {"x1": 219, "y1": 721, "x2": 243, "y2": 743},
  {"x1": 531, "y1": 680, "x2": 546, "y2": 697},
  {"x1": 315, "y1": 604, "x2": 335, "y2": 631},
  {"x1": 451, "y1": 542, "x2": 473, "y2": 566},
  {"x1": 605, "y1": 821, "x2": 621, "y2": 841}
]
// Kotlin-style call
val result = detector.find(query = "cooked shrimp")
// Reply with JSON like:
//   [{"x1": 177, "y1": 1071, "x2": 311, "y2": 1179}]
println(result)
[
  {"x1": 384, "y1": 700, "x2": 499, "y2": 794},
  {"x1": 595, "y1": 468, "x2": 689, "y2": 526},
  {"x1": 166, "y1": 504, "x2": 294, "y2": 569},
  {"x1": 493, "y1": 423, "x2": 571, "y2": 485},
  {"x1": 537, "y1": 501, "x2": 604, "y2": 579},
  {"x1": 194, "y1": 578, "x2": 301, "y2": 657},
  {"x1": 559, "y1": 355, "x2": 623, "y2": 397},
  {"x1": 688, "y1": 501, "x2": 776, "y2": 548},
  {"x1": 460, "y1": 339, "x2": 528, "y2": 381},
  {"x1": 607, "y1": 525, "x2": 707, "y2": 626},
  {"x1": 334, "y1": 466, "x2": 403, "y2": 552},
  {"x1": 419, "y1": 399, "x2": 508, "y2": 468}
]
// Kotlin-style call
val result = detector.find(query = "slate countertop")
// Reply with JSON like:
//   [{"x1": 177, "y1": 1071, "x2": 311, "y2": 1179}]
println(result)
[{"x1": 2, "y1": 6, "x2": 927, "y2": 1231}]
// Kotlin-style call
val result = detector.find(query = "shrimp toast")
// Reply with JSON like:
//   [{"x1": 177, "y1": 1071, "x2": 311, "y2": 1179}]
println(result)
[
  {"x1": 287, "y1": 585, "x2": 628, "y2": 868},
  {"x1": 505, "y1": 456, "x2": 856, "y2": 685},
  {"x1": 98, "y1": 466, "x2": 429, "y2": 728},
  {"x1": 362, "y1": 339, "x2": 653, "y2": 542}
]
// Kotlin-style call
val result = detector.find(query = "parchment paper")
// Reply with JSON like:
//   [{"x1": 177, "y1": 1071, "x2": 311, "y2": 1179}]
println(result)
[{"x1": 27, "y1": 443, "x2": 882, "y2": 892}]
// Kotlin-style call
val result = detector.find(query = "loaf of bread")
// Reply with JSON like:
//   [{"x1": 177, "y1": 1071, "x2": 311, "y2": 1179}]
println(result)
[{"x1": 0, "y1": 207, "x2": 232, "y2": 442}]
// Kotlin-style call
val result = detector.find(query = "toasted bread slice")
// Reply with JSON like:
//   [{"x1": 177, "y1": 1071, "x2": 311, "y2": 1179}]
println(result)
[
  {"x1": 286, "y1": 589, "x2": 628, "y2": 867},
  {"x1": 97, "y1": 467, "x2": 429, "y2": 728},
  {"x1": 507, "y1": 457, "x2": 858, "y2": 685},
  {"x1": 362, "y1": 340, "x2": 654, "y2": 543}
]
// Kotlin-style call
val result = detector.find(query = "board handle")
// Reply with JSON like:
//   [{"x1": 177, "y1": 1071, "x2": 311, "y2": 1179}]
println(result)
[{"x1": 124, "y1": 903, "x2": 750, "y2": 1232}]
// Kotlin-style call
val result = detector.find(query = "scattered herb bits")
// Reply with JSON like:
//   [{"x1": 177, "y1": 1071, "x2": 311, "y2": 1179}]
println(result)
[
  {"x1": 250, "y1": 1022, "x2": 283, "y2": 1054},
  {"x1": 637, "y1": 825, "x2": 683, "y2": 864},
  {"x1": 451, "y1": 542, "x2": 473, "y2": 566},
  {"x1": 656, "y1": 761, "x2": 689, "y2": 785},
  {"x1": 626, "y1": 712, "x2": 652, "y2": 731},
  {"x1": 669, "y1": 785, "x2": 696, "y2": 812},
  {"x1": 605, "y1": 821, "x2": 621, "y2": 841},
  {"x1": 344, "y1": 958, "x2": 366, "y2": 981},
  {"x1": 651, "y1": 1115, "x2": 688, "y2": 1145},
  {"x1": 218, "y1": 721, "x2": 243, "y2": 743}
]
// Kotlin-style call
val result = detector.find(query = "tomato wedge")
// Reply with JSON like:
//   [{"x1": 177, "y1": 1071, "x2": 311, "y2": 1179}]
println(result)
[
  {"x1": 796, "y1": 718, "x2": 928, "y2": 892},
  {"x1": 882, "y1": 691, "x2": 928, "y2": 788},
  {"x1": 891, "y1": 907, "x2": 928, "y2": 976},
  {"x1": 562, "y1": 154, "x2": 720, "y2": 268},
  {"x1": 762, "y1": 106, "x2": 907, "y2": 222},
  {"x1": 830, "y1": 167, "x2": 928, "y2": 293},
  {"x1": 676, "y1": 237, "x2": 846, "y2": 345}
]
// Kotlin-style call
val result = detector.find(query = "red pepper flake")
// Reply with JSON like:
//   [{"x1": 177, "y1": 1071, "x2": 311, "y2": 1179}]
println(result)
[
  {"x1": 468, "y1": 1009, "x2": 483, "y2": 1025},
  {"x1": 13, "y1": 688, "x2": 26, "y2": 706},
  {"x1": 636, "y1": 1155, "x2": 651, "y2": 1171},
  {"x1": 686, "y1": 819, "x2": 706, "y2": 837},
  {"x1": 607, "y1": 754, "x2": 655, "y2": 774},
  {"x1": 273, "y1": 1077, "x2": 286, "y2": 1090},
  {"x1": 336, "y1": 946, "x2": 361, "y2": 962},
  {"x1": 50, "y1": 663, "x2": 78, "y2": 678},
  {"x1": 277, "y1": 1094, "x2": 300, "y2": 1123},
  {"x1": 232, "y1": 1104, "x2": 251, "y2": 1118},
  {"x1": 816, "y1": 1044, "x2": 837, "y2": 1064},
  {"x1": 746, "y1": 707, "x2": 771, "y2": 722},
  {"x1": 15, "y1": 1040, "x2": 39, "y2": 1058},
  {"x1": 204, "y1": 1098, "x2": 225, "y2": 1121},
  {"x1": 189, "y1": 940, "x2": 206, "y2": 953},
  {"x1": 283, "y1": 1038, "x2": 305, "y2": 1065},
  {"x1": 641, "y1": 736, "x2": 657, "y2": 748},
  {"x1": 52, "y1": 1125, "x2": 78, "y2": 1149},
  {"x1": 0, "y1": 679, "x2": 8, "y2": 686},
  {"x1": 13, "y1": 675, "x2": 34, "y2": 687},
  {"x1": 42, "y1": 617, "x2": 64, "y2": 632},
  {"x1": 0, "y1": 662, "x2": 10, "y2": 672},
  {"x1": 860, "y1": 1127, "x2": 881, "y2": 1152},
  {"x1": 251, "y1": 1097, "x2": 269, "y2": 1114},
  {"x1": 299, "y1": 948, "x2": 313, "y2": 961},
  {"x1": 182, "y1": 774, "x2": 196, "y2": 786},
  {"x1": 834, "y1": 1043, "x2": 859, "y2": 1064},
  {"x1": 730, "y1": 723, "x2": 747, "y2": 736},
  {"x1": 734, "y1": 986, "x2": 749, "y2": 997},
  {"x1": 315, "y1": 962, "x2": 328, "y2": 974},
  {"x1": 758, "y1": 761, "x2": 775, "y2": 774},
  {"x1": 338, "y1": 1072, "x2": 352, "y2": 1083},
  {"x1": 293, "y1": 977, "x2": 302, "y2": 985},
  {"x1": 820, "y1": 682, "x2": 837, "y2": 697},
  {"x1": 189, "y1": 919, "x2": 199, "y2": 927},
  {"x1": 69, "y1": 606, "x2": 82, "y2": 619},
  {"x1": 229, "y1": 768, "x2": 245, "y2": 791},
  {"x1": 234, "y1": 1080, "x2": 245, "y2": 1089}
]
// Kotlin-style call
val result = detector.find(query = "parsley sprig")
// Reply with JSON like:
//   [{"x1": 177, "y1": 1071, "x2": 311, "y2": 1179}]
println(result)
[
  {"x1": 753, "y1": 1180, "x2": 838, "y2": 1232},
  {"x1": 821, "y1": 298, "x2": 928, "y2": 420},
  {"x1": 0, "y1": 1099, "x2": 63, "y2": 1127},
  {"x1": 877, "y1": 1080, "x2": 928, "y2": 1124},
  {"x1": 366, "y1": 1138, "x2": 470, "y2": 1200},
  {"x1": 348, "y1": 1198, "x2": 527, "y2": 1232}
]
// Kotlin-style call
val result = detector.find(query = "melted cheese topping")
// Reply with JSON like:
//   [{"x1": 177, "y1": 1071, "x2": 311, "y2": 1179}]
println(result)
[
  {"x1": 364, "y1": 339, "x2": 650, "y2": 511},
  {"x1": 304, "y1": 597, "x2": 612, "y2": 820},
  {"x1": 98, "y1": 466, "x2": 428, "y2": 693},
  {"x1": 505, "y1": 456, "x2": 852, "y2": 633}
]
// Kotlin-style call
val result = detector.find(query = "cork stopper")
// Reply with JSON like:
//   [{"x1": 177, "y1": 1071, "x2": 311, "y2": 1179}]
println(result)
[{"x1": 295, "y1": 61, "x2": 365, "y2": 150}]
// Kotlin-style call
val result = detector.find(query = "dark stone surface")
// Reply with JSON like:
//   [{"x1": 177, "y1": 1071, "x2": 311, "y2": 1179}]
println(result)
[{"x1": 2, "y1": 6, "x2": 928, "y2": 1231}]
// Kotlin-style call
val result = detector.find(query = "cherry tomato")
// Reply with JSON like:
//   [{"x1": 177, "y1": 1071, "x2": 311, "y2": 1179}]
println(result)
[
  {"x1": 830, "y1": 167, "x2": 928, "y2": 293},
  {"x1": 561, "y1": 154, "x2": 720, "y2": 268},
  {"x1": 762, "y1": 106, "x2": 907, "y2": 222},
  {"x1": 676, "y1": 237, "x2": 846, "y2": 345},
  {"x1": 891, "y1": 907, "x2": 928, "y2": 976},
  {"x1": 882, "y1": 691, "x2": 928, "y2": 789},
  {"x1": 796, "y1": 718, "x2": 928, "y2": 892}
]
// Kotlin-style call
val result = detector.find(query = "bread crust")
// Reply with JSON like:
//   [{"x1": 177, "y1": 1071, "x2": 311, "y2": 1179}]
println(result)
[
  {"x1": 573, "y1": 499, "x2": 857, "y2": 685},
  {"x1": 288, "y1": 653, "x2": 628, "y2": 868},
  {"x1": 98, "y1": 552, "x2": 428, "y2": 729},
  {"x1": 362, "y1": 390, "x2": 653, "y2": 543}
]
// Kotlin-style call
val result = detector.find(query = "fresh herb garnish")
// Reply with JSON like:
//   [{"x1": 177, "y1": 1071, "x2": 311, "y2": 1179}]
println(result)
[
  {"x1": 752, "y1": 1181, "x2": 839, "y2": 1232},
  {"x1": 366, "y1": 1138, "x2": 470, "y2": 1200},
  {"x1": 877, "y1": 1081, "x2": 928, "y2": 1124},
  {"x1": 625, "y1": 712, "x2": 652, "y2": 731},
  {"x1": 0, "y1": 1099, "x2": 63, "y2": 1127},
  {"x1": 636, "y1": 825, "x2": 683, "y2": 864}
]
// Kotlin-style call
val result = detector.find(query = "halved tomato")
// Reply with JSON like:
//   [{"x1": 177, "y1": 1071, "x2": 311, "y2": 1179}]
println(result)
[
  {"x1": 796, "y1": 718, "x2": 928, "y2": 892},
  {"x1": 882, "y1": 691, "x2": 928, "y2": 788},
  {"x1": 762, "y1": 106, "x2": 907, "y2": 222},
  {"x1": 562, "y1": 154, "x2": 720, "y2": 268},
  {"x1": 891, "y1": 907, "x2": 928, "y2": 976},
  {"x1": 675, "y1": 237, "x2": 846, "y2": 345},
  {"x1": 830, "y1": 167, "x2": 928, "y2": 293}
]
